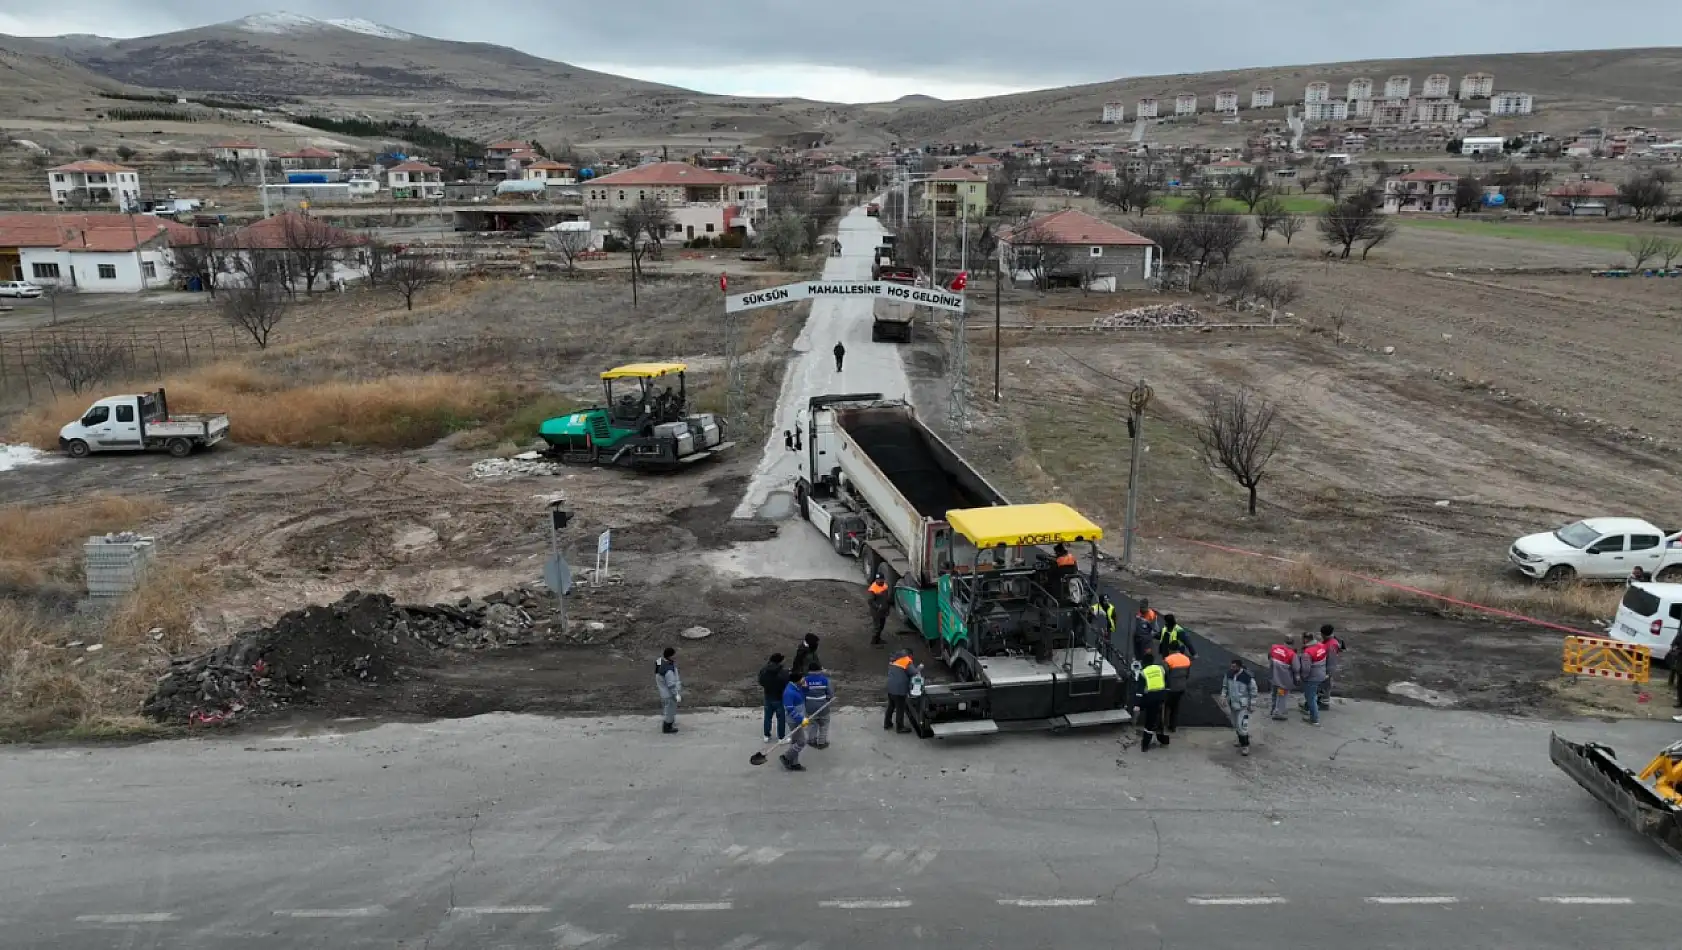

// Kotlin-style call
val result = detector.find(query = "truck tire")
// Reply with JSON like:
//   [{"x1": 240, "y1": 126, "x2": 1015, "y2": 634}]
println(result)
[
  {"x1": 166, "y1": 438, "x2": 193, "y2": 459},
  {"x1": 65, "y1": 439, "x2": 90, "y2": 459},
  {"x1": 1658, "y1": 566, "x2": 1682, "y2": 583},
  {"x1": 861, "y1": 547, "x2": 881, "y2": 583},
  {"x1": 1541, "y1": 564, "x2": 1575, "y2": 586}
]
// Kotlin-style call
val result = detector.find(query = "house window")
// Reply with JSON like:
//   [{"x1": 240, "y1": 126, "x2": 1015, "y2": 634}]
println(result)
[
  {"x1": 142, "y1": 261, "x2": 157, "y2": 279},
  {"x1": 1090, "y1": 246, "x2": 1104, "y2": 257},
  {"x1": 53, "y1": 174, "x2": 64, "y2": 183},
  {"x1": 618, "y1": 191, "x2": 626, "y2": 201},
  {"x1": 98, "y1": 264, "x2": 117, "y2": 279},
  {"x1": 32, "y1": 262, "x2": 60, "y2": 279},
  {"x1": 705, "y1": 223, "x2": 715, "y2": 233}
]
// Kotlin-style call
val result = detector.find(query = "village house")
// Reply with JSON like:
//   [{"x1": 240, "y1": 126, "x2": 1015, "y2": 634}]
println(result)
[
  {"x1": 997, "y1": 208, "x2": 1157, "y2": 292},
  {"x1": 921, "y1": 167, "x2": 988, "y2": 219},
  {"x1": 485, "y1": 140, "x2": 530, "y2": 164},
  {"x1": 960, "y1": 154, "x2": 1003, "y2": 174},
  {"x1": 47, "y1": 160, "x2": 142, "y2": 210},
  {"x1": 1200, "y1": 159, "x2": 1254, "y2": 183},
  {"x1": 171, "y1": 212, "x2": 369, "y2": 290},
  {"x1": 584, "y1": 162, "x2": 768, "y2": 240},
  {"x1": 1382, "y1": 170, "x2": 1457, "y2": 213},
  {"x1": 814, "y1": 164, "x2": 858, "y2": 192},
  {"x1": 386, "y1": 161, "x2": 445, "y2": 199},
  {"x1": 0, "y1": 212, "x2": 189, "y2": 291},
  {"x1": 1546, "y1": 180, "x2": 1620, "y2": 215},
  {"x1": 207, "y1": 141, "x2": 268, "y2": 164},
  {"x1": 276, "y1": 147, "x2": 341, "y2": 171},
  {"x1": 524, "y1": 160, "x2": 576, "y2": 185}
]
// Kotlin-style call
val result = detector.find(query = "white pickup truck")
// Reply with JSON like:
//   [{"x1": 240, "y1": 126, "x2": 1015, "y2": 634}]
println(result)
[
  {"x1": 59, "y1": 389, "x2": 229, "y2": 459},
  {"x1": 1508, "y1": 517, "x2": 1682, "y2": 584}
]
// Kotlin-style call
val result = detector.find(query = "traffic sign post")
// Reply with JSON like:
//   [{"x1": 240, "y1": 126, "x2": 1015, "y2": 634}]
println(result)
[{"x1": 594, "y1": 528, "x2": 612, "y2": 587}]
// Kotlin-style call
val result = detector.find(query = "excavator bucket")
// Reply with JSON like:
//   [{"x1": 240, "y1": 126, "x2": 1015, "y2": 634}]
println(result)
[{"x1": 1549, "y1": 732, "x2": 1682, "y2": 861}]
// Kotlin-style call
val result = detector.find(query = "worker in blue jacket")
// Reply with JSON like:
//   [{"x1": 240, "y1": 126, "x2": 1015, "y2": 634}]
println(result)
[
  {"x1": 801, "y1": 662, "x2": 834, "y2": 749},
  {"x1": 780, "y1": 675, "x2": 810, "y2": 772}
]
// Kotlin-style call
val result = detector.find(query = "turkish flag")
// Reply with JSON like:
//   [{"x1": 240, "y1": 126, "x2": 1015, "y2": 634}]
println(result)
[
  {"x1": 949, "y1": 271, "x2": 968, "y2": 292},
  {"x1": 719, "y1": 272, "x2": 729, "y2": 293}
]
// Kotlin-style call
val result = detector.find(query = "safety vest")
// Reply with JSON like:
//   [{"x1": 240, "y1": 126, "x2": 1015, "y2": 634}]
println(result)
[
  {"x1": 1160, "y1": 625, "x2": 1185, "y2": 647},
  {"x1": 1304, "y1": 641, "x2": 1330, "y2": 664},
  {"x1": 1140, "y1": 664, "x2": 1166, "y2": 692},
  {"x1": 1055, "y1": 553, "x2": 1076, "y2": 568},
  {"x1": 1163, "y1": 652, "x2": 1191, "y2": 671},
  {"x1": 1137, "y1": 609, "x2": 1158, "y2": 624},
  {"x1": 868, "y1": 579, "x2": 888, "y2": 596},
  {"x1": 1268, "y1": 644, "x2": 1296, "y2": 666},
  {"x1": 1093, "y1": 602, "x2": 1115, "y2": 632}
]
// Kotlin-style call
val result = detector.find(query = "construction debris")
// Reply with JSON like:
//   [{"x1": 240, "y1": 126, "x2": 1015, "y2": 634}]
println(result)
[
  {"x1": 144, "y1": 588, "x2": 556, "y2": 725},
  {"x1": 471, "y1": 455, "x2": 566, "y2": 478},
  {"x1": 1090, "y1": 304, "x2": 1205, "y2": 330}
]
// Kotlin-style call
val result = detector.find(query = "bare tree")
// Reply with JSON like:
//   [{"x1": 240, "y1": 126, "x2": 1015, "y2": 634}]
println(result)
[
  {"x1": 1196, "y1": 386, "x2": 1285, "y2": 516},
  {"x1": 1180, "y1": 211, "x2": 1250, "y2": 283},
  {"x1": 1096, "y1": 171, "x2": 1158, "y2": 215},
  {"x1": 280, "y1": 214, "x2": 344, "y2": 295},
  {"x1": 1006, "y1": 220, "x2": 1074, "y2": 290},
  {"x1": 1254, "y1": 275, "x2": 1302, "y2": 312},
  {"x1": 611, "y1": 196, "x2": 677, "y2": 306},
  {"x1": 1627, "y1": 235, "x2": 1668, "y2": 270},
  {"x1": 1657, "y1": 239, "x2": 1682, "y2": 270},
  {"x1": 1254, "y1": 197, "x2": 1287, "y2": 240},
  {"x1": 1183, "y1": 179, "x2": 1222, "y2": 214},
  {"x1": 1452, "y1": 177, "x2": 1485, "y2": 217},
  {"x1": 1277, "y1": 213, "x2": 1304, "y2": 245},
  {"x1": 220, "y1": 278, "x2": 289, "y2": 348},
  {"x1": 36, "y1": 337, "x2": 126, "y2": 395},
  {"x1": 364, "y1": 239, "x2": 392, "y2": 288},
  {"x1": 1322, "y1": 165, "x2": 1351, "y2": 202},
  {"x1": 169, "y1": 228, "x2": 233, "y2": 299},
  {"x1": 1358, "y1": 216, "x2": 1396, "y2": 259},
  {"x1": 760, "y1": 210, "x2": 809, "y2": 267},
  {"x1": 1206, "y1": 262, "x2": 1258, "y2": 307},
  {"x1": 1226, "y1": 170, "x2": 1272, "y2": 213},
  {"x1": 1318, "y1": 193, "x2": 1390, "y2": 259},
  {"x1": 1130, "y1": 217, "x2": 1194, "y2": 269},
  {"x1": 1620, "y1": 173, "x2": 1669, "y2": 221},
  {"x1": 544, "y1": 225, "x2": 593, "y2": 276},
  {"x1": 37, "y1": 280, "x2": 68, "y2": 326},
  {"x1": 386, "y1": 253, "x2": 442, "y2": 311}
]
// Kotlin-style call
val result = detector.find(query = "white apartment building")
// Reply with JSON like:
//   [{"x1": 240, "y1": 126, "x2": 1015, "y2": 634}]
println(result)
[
  {"x1": 1251, "y1": 86, "x2": 1274, "y2": 108},
  {"x1": 1305, "y1": 81, "x2": 1330, "y2": 103},
  {"x1": 1136, "y1": 97, "x2": 1159, "y2": 118},
  {"x1": 1491, "y1": 91, "x2": 1535, "y2": 116},
  {"x1": 1351, "y1": 97, "x2": 1375, "y2": 118},
  {"x1": 1461, "y1": 73, "x2": 1495, "y2": 99},
  {"x1": 1304, "y1": 99, "x2": 1350, "y2": 122},
  {"x1": 47, "y1": 160, "x2": 141, "y2": 209},
  {"x1": 1175, "y1": 93, "x2": 1198, "y2": 115},
  {"x1": 1101, "y1": 101, "x2": 1126, "y2": 123},
  {"x1": 1347, "y1": 77, "x2": 1373, "y2": 101},
  {"x1": 1213, "y1": 89, "x2": 1238, "y2": 112},
  {"x1": 1385, "y1": 75, "x2": 1412, "y2": 98},
  {"x1": 1415, "y1": 98, "x2": 1462, "y2": 124},
  {"x1": 1422, "y1": 74, "x2": 1451, "y2": 98}
]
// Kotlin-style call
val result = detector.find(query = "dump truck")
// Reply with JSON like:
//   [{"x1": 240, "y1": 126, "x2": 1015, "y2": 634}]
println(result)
[
  {"x1": 794, "y1": 394, "x2": 1128, "y2": 736},
  {"x1": 1551, "y1": 733, "x2": 1682, "y2": 861},
  {"x1": 538, "y1": 362, "x2": 732, "y2": 472},
  {"x1": 871, "y1": 262, "x2": 921, "y2": 342},
  {"x1": 58, "y1": 389, "x2": 229, "y2": 459}
]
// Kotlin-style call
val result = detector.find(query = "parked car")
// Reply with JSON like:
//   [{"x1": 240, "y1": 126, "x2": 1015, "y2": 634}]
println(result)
[
  {"x1": 0, "y1": 280, "x2": 43, "y2": 298},
  {"x1": 1607, "y1": 581, "x2": 1682, "y2": 664},
  {"x1": 1508, "y1": 517, "x2": 1682, "y2": 584}
]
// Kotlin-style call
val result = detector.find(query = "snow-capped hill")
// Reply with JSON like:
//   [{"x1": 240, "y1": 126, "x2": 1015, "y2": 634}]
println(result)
[{"x1": 230, "y1": 12, "x2": 411, "y2": 41}]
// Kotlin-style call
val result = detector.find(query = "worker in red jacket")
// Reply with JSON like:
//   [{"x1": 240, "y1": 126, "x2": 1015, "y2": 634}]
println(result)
[{"x1": 1268, "y1": 637, "x2": 1298, "y2": 721}]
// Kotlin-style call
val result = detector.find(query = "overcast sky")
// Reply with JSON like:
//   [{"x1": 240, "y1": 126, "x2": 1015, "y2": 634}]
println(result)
[{"x1": 2, "y1": 1, "x2": 1678, "y2": 102}]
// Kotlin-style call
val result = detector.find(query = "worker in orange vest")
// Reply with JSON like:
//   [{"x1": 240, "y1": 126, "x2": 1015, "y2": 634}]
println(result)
[
  {"x1": 867, "y1": 571, "x2": 891, "y2": 646},
  {"x1": 1162, "y1": 644, "x2": 1193, "y2": 733},
  {"x1": 1053, "y1": 543, "x2": 1077, "y2": 569}
]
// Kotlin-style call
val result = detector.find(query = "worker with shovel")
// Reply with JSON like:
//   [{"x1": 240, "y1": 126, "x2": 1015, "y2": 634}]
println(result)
[{"x1": 780, "y1": 674, "x2": 811, "y2": 771}]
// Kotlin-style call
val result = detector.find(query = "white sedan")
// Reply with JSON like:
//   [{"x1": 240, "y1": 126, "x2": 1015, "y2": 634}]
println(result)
[{"x1": 0, "y1": 280, "x2": 44, "y2": 298}]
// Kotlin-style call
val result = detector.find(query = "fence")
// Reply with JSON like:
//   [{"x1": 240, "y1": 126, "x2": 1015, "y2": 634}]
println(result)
[
  {"x1": 1561, "y1": 635, "x2": 1651, "y2": 683},
  {"x1": 0, "y1": 326, "x2": 253, "y2": 405}
]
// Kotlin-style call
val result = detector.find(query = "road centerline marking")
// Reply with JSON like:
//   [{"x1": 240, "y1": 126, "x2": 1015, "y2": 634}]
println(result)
[
  {"x1": 1187, "y1": 896, "x2": 1289, "y2": 905},
  {"x1": 76, "y1": 913, "x2": 177, "y2": 924},
  {"x1": 1538, "y1": 896, "x2": 1634, "y2": 905},
  {"x1": 273, "y1": 906, "x2": 386, "y2": 918},
  {"x1": 996, "y1": 898, "x2": 1096, "y2": 907},
  {"x1": 450, "y1": 906, "x2": 551, "y2": 915},
  {"x1": 818, "y1": 899, "x2": 913, "y2": 909},
  {"x1": 1364, "y1": 896, "x2": 1459, "y2": 905},
  {"x1": 627, "y1": 901, "x2": 733, "y2": 912}
]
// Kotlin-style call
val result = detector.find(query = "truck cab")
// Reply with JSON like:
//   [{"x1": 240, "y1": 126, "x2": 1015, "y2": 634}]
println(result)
[{"x1": 59, "y1": 390, "x2": 230, "y2": 459}]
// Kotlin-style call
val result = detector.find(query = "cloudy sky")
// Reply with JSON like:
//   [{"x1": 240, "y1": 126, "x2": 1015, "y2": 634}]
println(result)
[{"x1": 2, "y1": 1, "x2": 1678, "y2": 102}]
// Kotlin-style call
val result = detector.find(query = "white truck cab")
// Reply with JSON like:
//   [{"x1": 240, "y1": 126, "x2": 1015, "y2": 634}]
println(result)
[
  {"x1": 59, "y1": 389, "x2": 229, "y2": 459},
  {"x1": 1608, "y1": 581, "x2": 1682, "y2": 663},
  {"x1": 1509, "y1": 517, "x2": 1682, "y2": 584}
]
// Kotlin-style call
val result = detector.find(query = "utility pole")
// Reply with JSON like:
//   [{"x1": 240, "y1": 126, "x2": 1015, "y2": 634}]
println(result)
[
  {"x1": 1121, "y1": 379, "x2": 1154, "y2": 570},
  {"x1": 960, "y1": 197, "x2": 968, "y2": 276},
  {"x1": 257, "y1": 154, "x2": 271, "y2": 219},
  {"x1": 992, "y1": 258, "x2": 1002, "y2": 402}
]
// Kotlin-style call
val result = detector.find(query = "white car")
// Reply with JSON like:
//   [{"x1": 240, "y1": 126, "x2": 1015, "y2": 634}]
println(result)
[
  {"x1": 0, "y1": 280, "x2": 43, "y2": 298},
  {"x1": 1607, "y1": 581, "x2": 1682, "y2": 663},
  {"x1": 1508, "y1": 517, "x2": 1682, "y2": 584}
]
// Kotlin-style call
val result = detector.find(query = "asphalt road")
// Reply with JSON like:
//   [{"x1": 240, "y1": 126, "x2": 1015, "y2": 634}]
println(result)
[{"x1": 2, "y1": 701, "x2": 1674, "y2": 949}]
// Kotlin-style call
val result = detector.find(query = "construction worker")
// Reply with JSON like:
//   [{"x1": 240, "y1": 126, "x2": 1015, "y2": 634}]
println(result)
[
  {"x1": 1157, "y1": 613, "x2": 1195, "y2": 660},
  {"x1": 780, "y1": 674, "x2": 810, "y2": 771},
  {"x1": 1132, "y1": 599, "x2": 1160, "y2": 663},
  {"x1": 885, "y1": 648, "x2": 919, "y2": 733},
  {"x1": 1223, "y1": 658, "x2": 1258, "y2": 756},
  {"x1": 833, "y1": 341, "x2": 846, "y2": 372},
  {"x1": 1297, "y1": 634, "x2": 1329, "y2": 725},
  {"x1": 1669, "y1": 627, "x2": 1682, "y2": 721},
  {"x1": 1268, "y1": 636, "x2": 1298, "y2": 721},
  {"x1": 1090, "y1": 594, "x2": 1117, "y2": 644},
  {"x1": 1317, "y1": 624, "x2": 1345, "y2": 711},
  {"x1": 757, "y1": 652, "x2": 789, "y2": 742},
  {"x1": 791, "y1": 633, "x2": 822, "y2": 678},
  {"x1": 1162, "y1": 643, "x2": 1193, "y2": 733},
  {"x1": 1052, "y1": 543, "x2": 1077, "y2": 569},
  {"x1": 784, "y1": 429, "x2": 795, "y2": 452},
  {"x1": 867, "y1": 572, "x2": 892, "y2": 645},
  {"x1": 1135, "y1": 650, "x2": 1170, "y2": 750},
  {"x1": 802, "y1": 660, "x2": 834, "y2": 749},
  {"x1": 654, "y1": 646, "x2": 682, "y2": 734}
]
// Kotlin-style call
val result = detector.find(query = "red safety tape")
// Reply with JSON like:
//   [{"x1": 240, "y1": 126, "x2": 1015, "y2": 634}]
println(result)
[{"x1": 1170, "y1": 537, "x2": 1600, "y2": 637}]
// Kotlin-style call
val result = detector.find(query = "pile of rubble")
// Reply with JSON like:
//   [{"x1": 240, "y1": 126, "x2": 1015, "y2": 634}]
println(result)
[
  {"x1": 471, "y1": 453, "x2": 566, "y2": 478},
  {"x1": 1091, "y1": 304, "x2": 1205, "y2": 330},
  {"x1": 144, "y1": 589, "x2": 554, "y2": 725}
]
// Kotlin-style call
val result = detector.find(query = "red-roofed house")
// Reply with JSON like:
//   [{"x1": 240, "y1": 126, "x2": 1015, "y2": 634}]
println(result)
[
  {"x1": 584, "y1": 162, "x2": 768, "y2": 239},
  {"x1": 1382, "y1": 170, "x2": 1457, "y2": 213},
  {"x1": 922, "y1": 167, "x2": 989, "y2": 218},
  {"x1": 208, "y1": 141, "x2": 268, "y2": 163},
  {"x1": 814, "y1": 164, "x2": 858, "y2": 192},
  {"x1": 997, "y1": 209, "x2": 1157, "y2": 291},
  {"x1": 171, "y1": 212, "x2": 369, "y2": 290},
  {"x1": 1546, "y1": 180, "x2": 1621, "y2": 216},
  {"x1": 0, "y1": 212, "x2": 191, "y2": 291},
  {"x1": 47, "y1": 160, "x2": 142, "y2": 209},
  {"x1": 386, "y1": 161, "x2": 445, "y2": 199},
  {"x1": 524, "y1": 160, "x2": 576, "y2": 185},
  {"x1": 277, "y1": 147, "x2": 341, "y2": 171}
]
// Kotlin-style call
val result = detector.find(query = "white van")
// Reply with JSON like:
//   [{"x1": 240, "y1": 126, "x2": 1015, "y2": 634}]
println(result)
[{"x1": 1608, "y1": 581, "x2": 1682, "y2": 664}]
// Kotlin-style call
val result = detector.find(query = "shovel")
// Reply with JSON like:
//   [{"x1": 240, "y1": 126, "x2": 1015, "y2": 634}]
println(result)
[{"x1": 749, "y1": 700, "x2": 833, "y2": 766}]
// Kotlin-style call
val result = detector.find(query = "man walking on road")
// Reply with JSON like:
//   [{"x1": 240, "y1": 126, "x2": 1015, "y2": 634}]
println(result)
[
  {"x1": 833, "y1": 341, "x2": 846, "y2": 372},
  {"x1": 780, "y1": 675, "x2": 810, "y2": 771},
  {"x1": 885, "y1": 649, "x2": 920, "y2": 733},
  {"x1": 1132, "y1": 599, "x2": 1160, "y2": 663},
  {"x1": 1223, "y1": 658, "x2": 1258, "y2": 756},
  {"x1": 1317, "y1": 625, "x2": 1345, "y2": 711},
  {"x1": 802, "y1": 661, "x2": 834, "y2": 749},
  {"x1": 654, "y1": 647, "x2": 682, "y2": 734},
  {"x1": 1135, "y1": 650, "x2": 1170, "y2": 751},
  {"x1": 1162, "y1": 644, "x2": 1193, "y2": 733},
  {"x1": 1297, "y1": 634, "x2": 1329, "y2": 725},
  {"x1": 1268, "y1": 636, "x2": 1298, "y2": 721},
  {"x1": 758, "y1": 652, "x2": 789, "y2": 742},
  {"x1": 868, "y1": 572, "x2": 892, "y2": 645}
]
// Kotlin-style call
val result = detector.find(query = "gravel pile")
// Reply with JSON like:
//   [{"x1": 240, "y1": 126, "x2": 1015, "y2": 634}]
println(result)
[
  {"x1": 145, "y1": 589, "x2": 554, "y2": 725},
  {"x1": 1091, "y1": 304, "x2": 1205, "y2": 329},
  {"x1": 471, "y1": 456, "x2": 566, "y2": 478}
]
